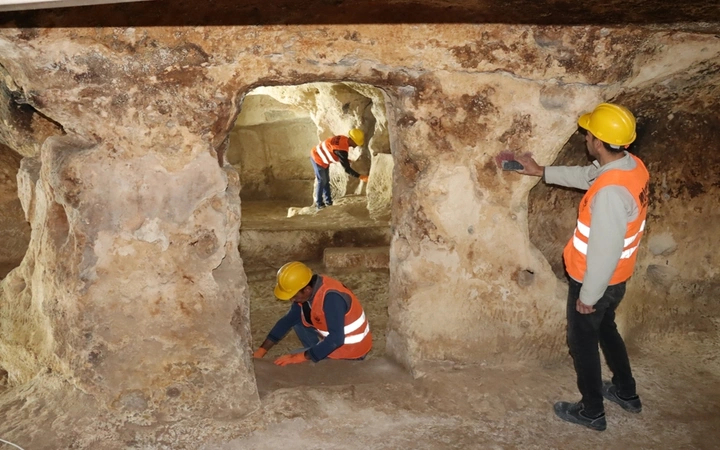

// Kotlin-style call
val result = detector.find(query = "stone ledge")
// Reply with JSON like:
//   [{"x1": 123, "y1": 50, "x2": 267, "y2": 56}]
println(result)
[{"x1": 323, "y1": 246, "x2": 390, "y2": 270}]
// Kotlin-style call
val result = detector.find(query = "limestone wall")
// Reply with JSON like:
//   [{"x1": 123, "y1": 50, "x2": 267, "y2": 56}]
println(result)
[{"x1": 0, "y1": 22, "x2": 718, "y2": 424}]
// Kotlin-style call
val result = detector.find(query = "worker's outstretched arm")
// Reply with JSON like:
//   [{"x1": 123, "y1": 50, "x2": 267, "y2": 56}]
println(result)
[
  {"x1": 254, "y1": 303, "x2": 301, "y2": 358},
  {"x1": 253, "y1": 338, "x2": 275, "y2": 358},
  {"x1": 335, "y1": 151, "x2": 361, "y2": 178},
  {"x1": 515, "y1": 154, "x2": 600, "y2": 190}
]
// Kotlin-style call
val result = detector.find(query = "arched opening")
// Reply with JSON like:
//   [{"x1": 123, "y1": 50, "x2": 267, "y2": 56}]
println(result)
[{"x1": 228, "y1": 82, "x2": 394, "y2": 364}]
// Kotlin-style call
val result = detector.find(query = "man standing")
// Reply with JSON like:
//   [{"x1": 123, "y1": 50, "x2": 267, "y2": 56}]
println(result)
[
  {"x1": 310, "y1": 128, "x2": 370, "y2": 210},
  {"x1": 514, "y1": 103, "x2": 649, "y2": 431},
  {"x1": 253, "y1": 261, "x2": 373, "y2": 366}
]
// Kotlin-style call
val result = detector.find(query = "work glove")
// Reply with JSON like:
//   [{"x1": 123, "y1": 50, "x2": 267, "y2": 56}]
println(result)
[
  {"x1": 253, "y1": 347, "x2": 268, "y2": 359},
  {"x1": 274, "y1": 352, "x2": 309, "y2": 366},
  {"x1": 359, "y1": 175, "x2": 369, "y2": 183}
]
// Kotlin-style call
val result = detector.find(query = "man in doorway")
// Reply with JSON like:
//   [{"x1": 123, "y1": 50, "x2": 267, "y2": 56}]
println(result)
[
  {"x1": 252, "y1": 261, "x2": 373, "y2": 366},
  {"x1": 310, "y1": 128, "x2": 370, "y2": 210},
  {"x1": 513, "y1": 103, "x2": 649, "y2": 431}
]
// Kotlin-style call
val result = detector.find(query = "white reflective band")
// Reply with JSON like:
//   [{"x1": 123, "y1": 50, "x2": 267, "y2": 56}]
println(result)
[
  {"x1": 320, "y1": 141, "x2": 337, "y2": 164},
  {"x1": 343, "y1": 324, "x2": 370, "y2": 344},
  {"x1": 314, "y1": 145, "x2": 331, "y2": 166},
  {"x1": 576, "y1": 220, "x2": 590, "y2": 238},
  {"x1": 623, "y1": 220, "x2": 646, "y2": 247},
  {"x1": 620, "y1": 245, "x2": 639, "y2": 259},
  {"x1": 574, "y1": 234, "x2": 642, "y2": 259},
  {"x1": 316, "y1": 312, "x2": 369, "y2": 343},
  {"x1": 573, "y1": 235, "x2": 588, "y2": 255},
  {"x1": 344, "y1": 312, "x2": 366, "y2": 334}
]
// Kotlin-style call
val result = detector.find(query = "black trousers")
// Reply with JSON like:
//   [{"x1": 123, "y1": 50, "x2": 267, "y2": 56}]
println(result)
[{"x1": 566, "y1": 277, "x2": 637, "y2": 415}]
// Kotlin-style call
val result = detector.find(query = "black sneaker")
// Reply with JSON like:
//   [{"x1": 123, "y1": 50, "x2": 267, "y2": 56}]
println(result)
[
  {"x1": 602, "y1": 381, "x2": 642, "y2": 413},
  {"x1": 553, "y1": 401, "x2": 607, "y2": 431},
  {"x1": 316, "y1": 204, "x2": 326, "y2": 211}
]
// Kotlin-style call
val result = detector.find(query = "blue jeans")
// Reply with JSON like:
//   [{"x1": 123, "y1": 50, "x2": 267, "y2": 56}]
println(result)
[
  {"x1": 292, "y1": 323, "x2": 320, "y2": 354},
  {"x1": 566, "y1": 277, "x2": 636, "y2": 415},
  {"x1": 311, "y1": 158, "x2": 332, "y2": 207}
]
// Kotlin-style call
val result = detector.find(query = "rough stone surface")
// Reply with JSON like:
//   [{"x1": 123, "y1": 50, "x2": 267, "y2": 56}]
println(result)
[
  {"x1": 323, "y1": 246, "x2": 390, "y2": 270},
  {"x1": 528, "y1": 64, "x2": 720, "y2": 334}
]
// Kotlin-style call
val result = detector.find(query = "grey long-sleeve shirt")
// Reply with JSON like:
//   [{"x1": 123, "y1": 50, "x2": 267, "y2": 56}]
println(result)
[{"x1": 544, "y1": 152, "x2": 640, "y2": 305}]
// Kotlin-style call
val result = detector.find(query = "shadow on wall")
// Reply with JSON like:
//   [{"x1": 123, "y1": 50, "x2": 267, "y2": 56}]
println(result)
[{"x1": 0, "y1": 143, "x2": 30, "y2": 279}]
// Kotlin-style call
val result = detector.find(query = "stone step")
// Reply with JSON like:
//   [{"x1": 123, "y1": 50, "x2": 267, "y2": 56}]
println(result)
[
  {"x1": 240, "y1": 228, "x2": 390, "y2": 267},
  {"x1": 323, "y1": 246, "x2": 390, "y2": 270}
]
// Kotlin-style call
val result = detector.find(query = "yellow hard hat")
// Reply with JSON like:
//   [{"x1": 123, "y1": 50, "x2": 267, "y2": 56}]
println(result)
[
  {"x1": 348, "y1": 128, "x2": 365, "y2": 146},
  {"x1": 578, "y1": 103, "x2": 636, "y2": 147},
  {"x1": 274, "y1": 261, "x2": 313, "y2": 300}
]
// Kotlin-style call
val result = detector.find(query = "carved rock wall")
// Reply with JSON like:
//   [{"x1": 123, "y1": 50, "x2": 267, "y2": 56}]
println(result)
[{"x1": 0, "y1": 23, "x2": 718, "y2": 425}]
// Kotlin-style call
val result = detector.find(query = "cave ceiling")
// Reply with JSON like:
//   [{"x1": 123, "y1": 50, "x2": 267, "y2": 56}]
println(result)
[{"x1": 0, "y1": 0, "x2": 718, "y2": 29}]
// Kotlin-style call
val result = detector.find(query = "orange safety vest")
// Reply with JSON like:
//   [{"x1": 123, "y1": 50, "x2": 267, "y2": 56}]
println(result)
[
  {"x1": 563, "y1": 154, "x2": 650, "y2": 285},
  {"x1": 311, "y1": 136, "x2": 352, "y2": 168},
  {"x1": 301, "y1": 275, "x2": 372, "y2": 360}
]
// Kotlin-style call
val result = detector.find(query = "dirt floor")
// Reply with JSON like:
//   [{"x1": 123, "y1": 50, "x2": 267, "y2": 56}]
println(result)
[
  {"x1": 212, "y1": 339, "x2": 720, "y2": 450},
  {"x1": 240, "y1": 195, "x2": 390, "y2": 232}
]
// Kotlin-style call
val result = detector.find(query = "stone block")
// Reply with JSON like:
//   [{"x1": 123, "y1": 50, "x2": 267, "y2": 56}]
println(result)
[{"x1": 323, "y1": 246, "x2": 390, "y2": 270}]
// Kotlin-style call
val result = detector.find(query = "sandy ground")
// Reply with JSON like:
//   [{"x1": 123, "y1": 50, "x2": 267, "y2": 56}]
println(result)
[
  {"x1": 241, "y1": 196, "x2": 390, "y2": 232},
  {"x1": 237, "y1": 263, "x2": 720, "y2": 450},
  {"x1": 1, "y1": 269, "x2": 719, "y2": 449}
]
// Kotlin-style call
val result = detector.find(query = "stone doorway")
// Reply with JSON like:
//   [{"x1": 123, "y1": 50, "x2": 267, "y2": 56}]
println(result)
[{"x1": 227, "y1": 82, "x2": 394, "y2": 360}]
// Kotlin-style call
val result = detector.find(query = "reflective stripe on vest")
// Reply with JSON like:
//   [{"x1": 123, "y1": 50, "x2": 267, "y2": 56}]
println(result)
[
  {"x1": 314, "y1": 140, "x2": 338, "y2": 166},
  {"x1": 317, "y1": 311, "x2": 371, "y2": 344},
  {"x1": 571, "y1": 219, "x2": 646, "y2": 259},
  {"x1": 312, "y1": 136, "x2": 351, "y2": 168}
]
